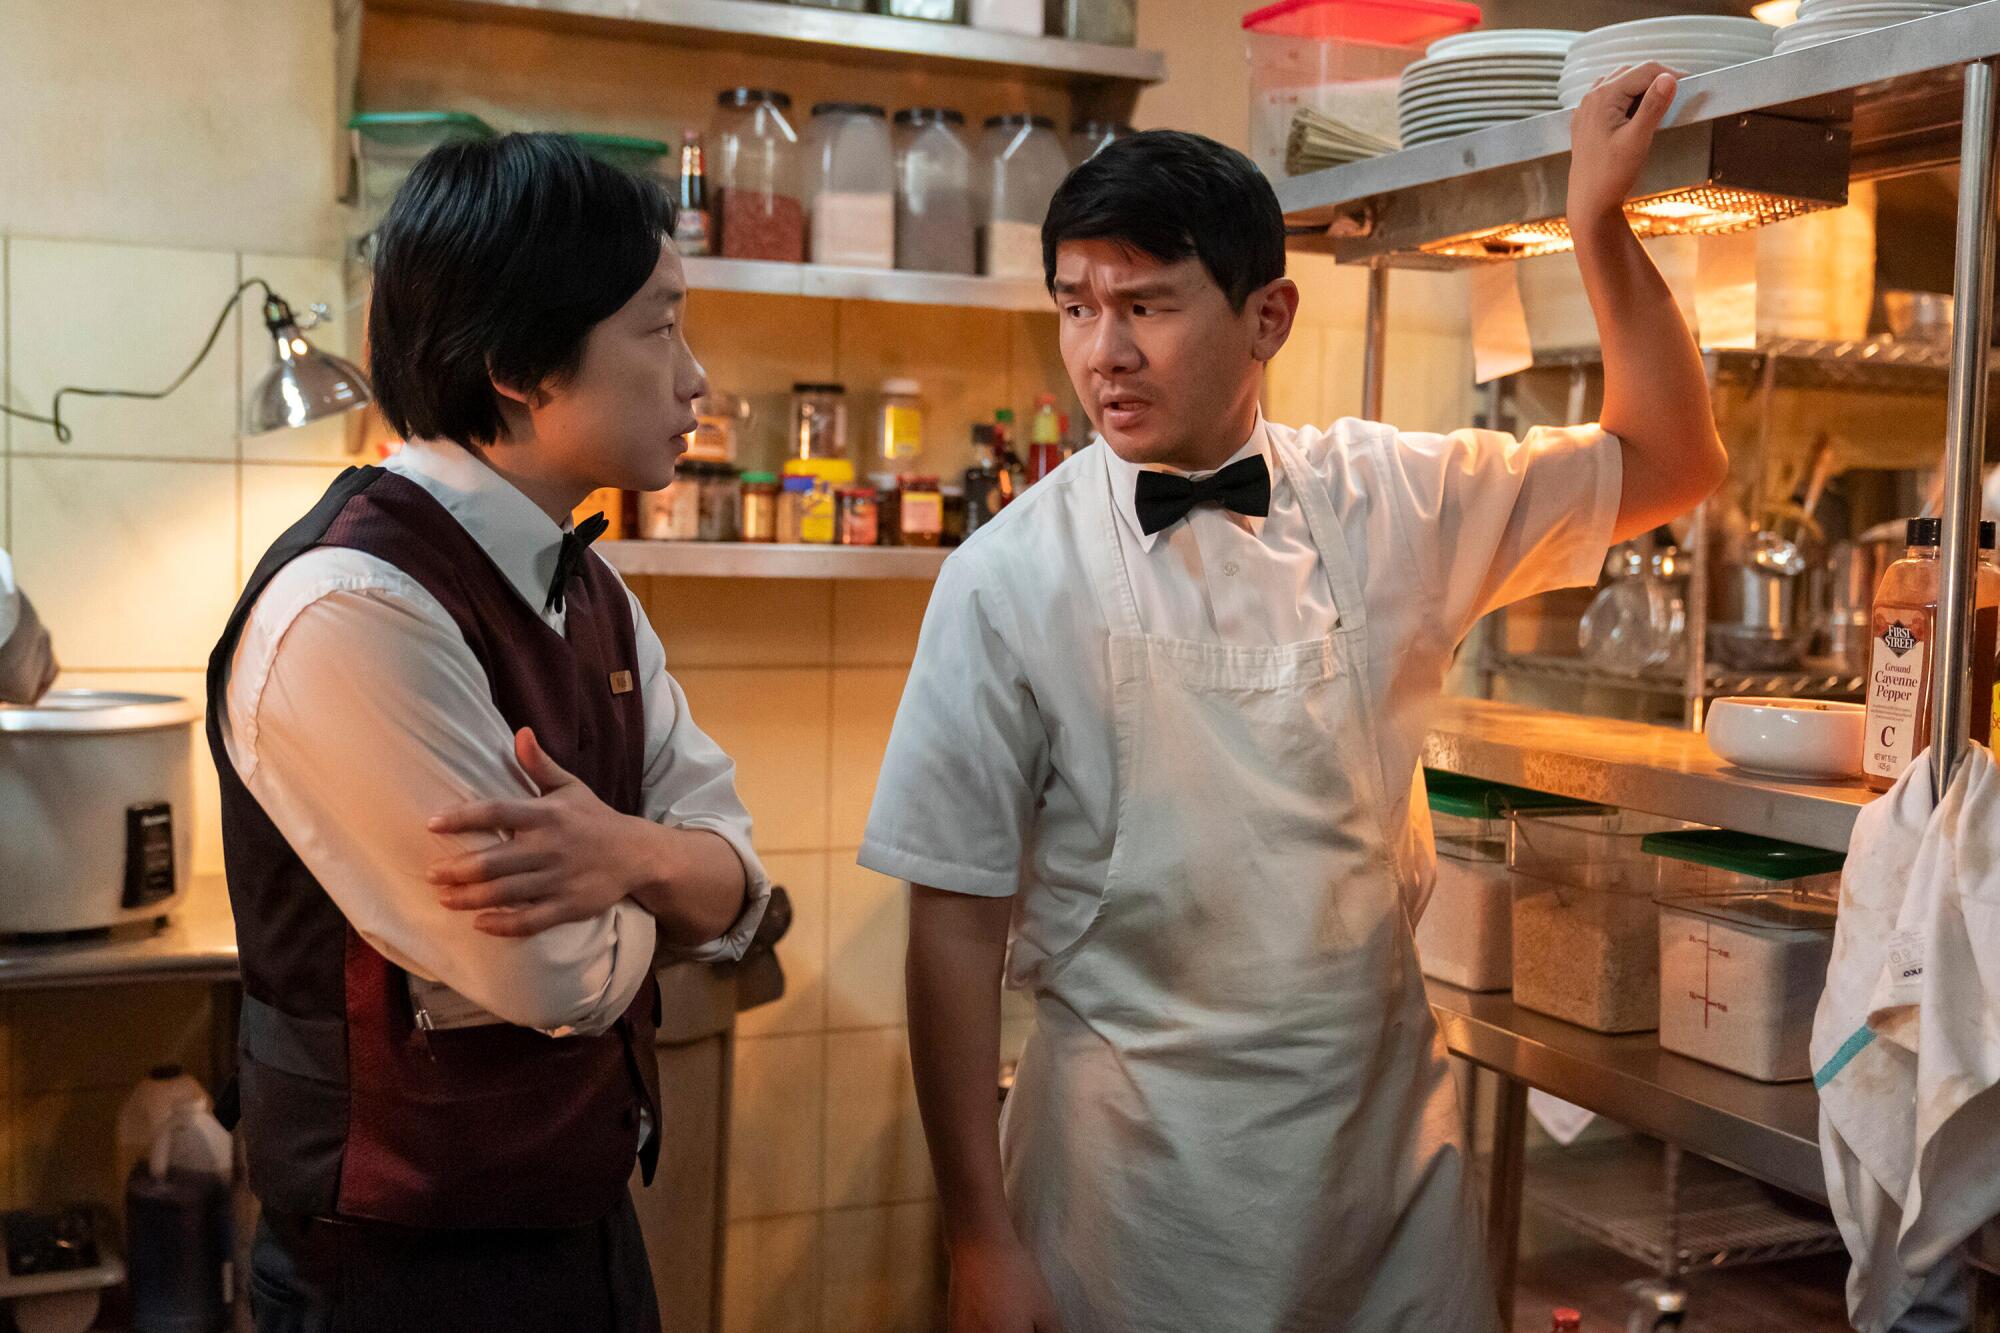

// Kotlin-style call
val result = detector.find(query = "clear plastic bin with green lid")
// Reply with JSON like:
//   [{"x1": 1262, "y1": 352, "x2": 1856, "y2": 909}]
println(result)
[{"x1": 349, "y1": 112, "x2": 496, "y2": 229}]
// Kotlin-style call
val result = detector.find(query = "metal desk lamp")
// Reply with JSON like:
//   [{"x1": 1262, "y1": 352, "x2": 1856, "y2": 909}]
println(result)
[{"x1": 0, "y1": 278, "x2": 372, "y2": 442}]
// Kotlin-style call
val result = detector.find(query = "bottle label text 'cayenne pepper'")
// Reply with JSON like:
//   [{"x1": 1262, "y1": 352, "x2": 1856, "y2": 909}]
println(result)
[{"x1": 1865, "y1": 613, "x2": 1927, "y2": 781}]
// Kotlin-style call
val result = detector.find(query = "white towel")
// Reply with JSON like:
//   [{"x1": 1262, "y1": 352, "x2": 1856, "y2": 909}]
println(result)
[{"x1": 1813, "y1": 745, "x2": 2000, "y2": 1330}]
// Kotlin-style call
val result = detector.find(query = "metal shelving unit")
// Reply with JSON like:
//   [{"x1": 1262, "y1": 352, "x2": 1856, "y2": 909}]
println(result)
[
  {"x1": 364, "y1": 0, "x2": 1165, "y2": 87},
  {"x1": 680, "y1": 256, "x2": 1053, "y2": 313},
  {"x1": 1480, "y1": 651, "x2": 1864, "y2": 703},
  {"x1": 598, "y1": 540, "x2": 948, "y2": 581}
]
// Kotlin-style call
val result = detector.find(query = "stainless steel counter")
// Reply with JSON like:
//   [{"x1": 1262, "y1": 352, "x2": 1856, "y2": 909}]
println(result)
[
  {"x1": 0, "y1": 875, "x2": 237, "y2": 991},
  {"x1": 1428, "y1": 979, "x2": 1824, "y2": 1204},
  {"x1": 1423, "y1": 697, "x2": 1870, "y2": 852}
]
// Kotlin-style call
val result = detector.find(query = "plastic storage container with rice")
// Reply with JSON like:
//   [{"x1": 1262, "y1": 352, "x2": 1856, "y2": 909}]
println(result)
[
  {"x1": 1413, "y1": 771, "x2": 1599, "y2": 993},
  {"x1": 1508, "y1": 808, "x2": 1699, "y2": 1033},
  {"x1": 1648, "y1": 829, "x2": 1842, "y2": 1082}
]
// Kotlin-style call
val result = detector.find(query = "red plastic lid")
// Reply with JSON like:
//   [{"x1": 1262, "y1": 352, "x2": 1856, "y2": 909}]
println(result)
[{"x1": 1242, "y1": 0, "x2": 1482, "y2": 44}]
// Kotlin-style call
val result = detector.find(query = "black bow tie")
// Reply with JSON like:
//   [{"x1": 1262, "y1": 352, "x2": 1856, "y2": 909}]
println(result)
[
  {"x1": 545, "y1": 512, "x2": 610, "y2": 614},
  {"x1": 1133, "y1": 454, "x2": 1272, "y2": 536}
]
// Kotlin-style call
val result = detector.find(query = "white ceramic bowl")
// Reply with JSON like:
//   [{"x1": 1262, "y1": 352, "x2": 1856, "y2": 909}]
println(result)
[{"x1": 1705, "y1": 697, "x2": 1865, "y2": 779}]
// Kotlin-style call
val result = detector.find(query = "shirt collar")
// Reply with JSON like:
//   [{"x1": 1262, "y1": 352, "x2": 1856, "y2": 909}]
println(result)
[
  {"x1": 384, "y1": 438, "x2": 574, "y2": 615},
  {"x1": 1105, "y1": 416, "x2": 1273, "y2": 553}
]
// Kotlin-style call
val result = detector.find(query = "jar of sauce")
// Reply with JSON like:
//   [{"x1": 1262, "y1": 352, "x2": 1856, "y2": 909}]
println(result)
[
  {"x1": 740, "y1": 472, "x2": 781, "y2": 543},
  {"x1": 897, "y1": 473, "x2": 943, "y2": 548},
  {"x1": 837, "y1": 486, "x2": 880, "y2": 547}
]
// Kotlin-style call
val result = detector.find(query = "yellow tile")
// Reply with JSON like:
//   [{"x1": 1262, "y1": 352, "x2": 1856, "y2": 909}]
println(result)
[
  {"x1": 13, "y1": 983, "x2": 213, "y2": 1095},
  {"x1": 822, "y1": 1028, "x2": 932, "y2": 1211},
  {"x1": 722, "y1": 1215, "x2": 821, "y2": 1333},
  {"x1": 672, "y1": 667, "x2": 831, "y2": 854},
  {"x1": 735, "y1": 851, "x2": 827, "y2": 1040},
  {"x1": 647, "y1": 577, "x2": 834, "y2": 669},
  {"x1": 240, "y1": 462, "x2": 345, "y2": 574},
  {"x1": 11, "y1": 457, "x2": 238, "y2": 669},
  {"x1": 820, "y1": 1201, "x2": 945, "y2": 1333},
  {"x1": 727, "y1": 1033, "x2": 824, "y2": 1221},
  {"x1": 684, "y1": 291, "x2": 838, "y2": 473},
  {"x1": 825, "y1": 857, "x2": 908, "y2": 1032},
  {"x1": 14, "y1": 1087, "x2": 125, "y2": 1210},
  {"x1": 831, "y1": 582, "x2": 933, "y2": 668},
  {"x1": 53, "y1": 670, "x2": 222, "y2": 878},
  {"x1": 838, "y1": 303, "x2": 1021, "y2": 485},
  {"x1": 1263, "y1": 325, "x2": 1324, "y2": 433},
  {"x1": 8, "y1": 240, "x2": 239, "y2": 459},
  {"x1": 239, "y1": 255, "x2": 364, "y2": 464},
  {"x1": 828, "y1": 666, "x2": 907, "y2": 850}
]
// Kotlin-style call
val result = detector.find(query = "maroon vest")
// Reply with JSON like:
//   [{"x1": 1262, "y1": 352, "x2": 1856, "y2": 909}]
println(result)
[{"x1": 207, "y1": 466, "x2": 662, "y2": 1230}]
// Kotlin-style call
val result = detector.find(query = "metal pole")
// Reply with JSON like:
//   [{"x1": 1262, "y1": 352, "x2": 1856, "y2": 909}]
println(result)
[
  {"x1": 1363, "y1": 265, "x2": 1390, "y2": 421},
  {"x1": 1487, "y1": 1076, "x2": 1528, "y2": 1324},
  {"x1": 1931, "y1": 59, "x2": 2000, "y2": 799}
]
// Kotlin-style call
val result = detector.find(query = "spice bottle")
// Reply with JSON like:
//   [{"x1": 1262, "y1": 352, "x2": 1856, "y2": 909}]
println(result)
[
  {"x1": 1026, "y1": 391, "x2": 1064, "y2": 485},
  {"x1": 673, "y1": 129, "x2": 713, "y2": 258},
  {"x1": 837, "y1": 486, "x2": 880, "y2": 547},
  {"x1": 1862, "y1": 516, "x2": 2000, "y2": 791}
]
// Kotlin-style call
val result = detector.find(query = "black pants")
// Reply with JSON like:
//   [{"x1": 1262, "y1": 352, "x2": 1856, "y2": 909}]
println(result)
[{"x1": 248, "y1": 1192, "x2": 661, "y2": 1333}]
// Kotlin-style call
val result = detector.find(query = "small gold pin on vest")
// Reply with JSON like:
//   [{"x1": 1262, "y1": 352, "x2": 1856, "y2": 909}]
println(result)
[{"x1": 609, "y1": 670, "x2": 635, "y2": 695}]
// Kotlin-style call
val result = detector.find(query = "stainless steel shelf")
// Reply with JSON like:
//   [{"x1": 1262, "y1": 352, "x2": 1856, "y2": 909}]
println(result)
[
  {"x1": 1486, "y1": 651, "x2": 1864, "y2": 701},
  {"x1": 1530, "y1": 337, "x2": 1999, "y2": 393},
  {"x1": 600, "y1": 540, "x2": 949, "y2": 580},
  {"x1": 1429, "y1": 979, "x2": 1827, "y2": 1204},
  {"x1": 1515, "y1": 1138, "x2": 1842, "y2": 1272},
  {"x1": 683, "y1": 257, "x2": 1053, "y2": 312},
  {"x1": 0, "y1": 877, "x2": 238, "y2": 991},
  {"x1": 367, "y1": 0, "x2": 1165, "y2": 86},
  {"x1": 1422, "y1": 697, "x2": 1869, "y2": 851},
  {"x1": 1278, "y1": 4, "x2": 2000, "y2": 265}
]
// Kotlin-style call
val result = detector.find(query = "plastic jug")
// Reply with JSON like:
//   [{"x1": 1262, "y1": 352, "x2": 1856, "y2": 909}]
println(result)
[{"x1": 122, "y1": 1070, "x2": 232, "y2": 1333}]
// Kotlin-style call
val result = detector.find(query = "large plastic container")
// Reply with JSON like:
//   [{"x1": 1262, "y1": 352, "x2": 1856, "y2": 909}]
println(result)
[
  {"x1": 807, "y1": 103, "x2": 896, "y2": 269},
  {"x1": 1648, "y1": 830, "x2": 1843, "y2": 1082},
  {"x1": 1509, "y1": 808, "x2": 1698, "y2": 1033},
  {"x1": 349, "y1": 111, "x2": 496, "y2": 231},
  {"x1": 1241, "y1": 0, "x2": 1481, "y2": 179},
  {"x1": 1414, "y1": 772, "x2": 1599, "y2": 993},
  {"x1": 979, "y1": 115, "x2": 1069, "y2": 279},
  {"x1": 713, "y1": 89, "x2": 806, "y2": 262},
  {"x1": 572, "y1": 131, "x2": 672, "y2": 179},
  {"x1": 895, "y1": 108, "x2": 979, "y2": 275}
]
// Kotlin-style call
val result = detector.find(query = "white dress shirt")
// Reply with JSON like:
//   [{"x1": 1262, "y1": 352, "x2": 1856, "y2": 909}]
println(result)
[
  {"x1": 220, "y1": 439, "x2": 771, "y2": 1037},
  {"x1": 859, "y1": 415, "x2": 1622, "y2": 987},
  {"x1": 0, "y1": 549, "x2": 58, "y2": 706}
]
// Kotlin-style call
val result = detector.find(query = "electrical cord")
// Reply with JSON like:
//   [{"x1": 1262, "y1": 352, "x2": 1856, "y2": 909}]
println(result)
[{"x1": 0, "y1": 278, "x2": 276, "y2": 445}]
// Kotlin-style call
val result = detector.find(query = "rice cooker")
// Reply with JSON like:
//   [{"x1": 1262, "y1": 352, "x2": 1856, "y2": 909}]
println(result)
[{"x1": 0, "y1": 691, "x2": 197, "y2": 935}]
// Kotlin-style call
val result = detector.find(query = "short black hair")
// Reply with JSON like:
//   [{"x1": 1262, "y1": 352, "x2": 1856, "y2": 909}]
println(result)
[
  {"x1": 368, "y1": 132, "x2": 675, "y2": 447},
  {"x1": 1042, "y1": 130, "x2": 1285, "y2": 312}
]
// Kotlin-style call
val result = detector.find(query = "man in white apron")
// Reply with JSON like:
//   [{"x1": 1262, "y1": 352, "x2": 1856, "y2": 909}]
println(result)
[{"x1": 861, "y1": 65, "x2": 1724, "y2": 1332}]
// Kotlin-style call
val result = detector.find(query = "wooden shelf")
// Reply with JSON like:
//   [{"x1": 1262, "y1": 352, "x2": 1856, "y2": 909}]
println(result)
[
  {"x1": 366, "y1": 0, "x2": 1164, "y2": 87},
  {"x1": 599, "y1": 540, "x2": 949, "y2": 580}
]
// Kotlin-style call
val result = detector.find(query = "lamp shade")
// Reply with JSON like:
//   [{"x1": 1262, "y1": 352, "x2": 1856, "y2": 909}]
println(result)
[{"x1": 245, "y1": 296, "x2": 373, "y2": 434}]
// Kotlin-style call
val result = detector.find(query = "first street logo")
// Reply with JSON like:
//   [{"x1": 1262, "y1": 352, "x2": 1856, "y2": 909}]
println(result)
[{"x1": 1885, "y1": 622, "x2": 1917, "y2": 656}]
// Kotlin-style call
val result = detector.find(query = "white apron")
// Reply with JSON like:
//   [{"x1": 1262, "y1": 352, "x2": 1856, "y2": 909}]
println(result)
[{"x1": 999, "y1": 439, "x2": 1496, "y2": 1333}]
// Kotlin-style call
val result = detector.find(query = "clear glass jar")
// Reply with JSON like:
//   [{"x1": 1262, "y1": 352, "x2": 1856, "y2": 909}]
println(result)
[
  {"x1": 980, "y1": 115, "x2": 1068, "y2": 279},
  {"x1": 807, "y1": 103, "x2": 896, "y2": 269},
  {"x1": 837, "y1": 486, "x2": 881, "y2": 547},
  {"x1": 639, "y1": 463, "x2": 704, "y2": 541},
  {"x1": 790, "y1": 383, "x2": 849, "y2": 465},
  {"x1": 885, "y1": 0, "x2": 963, "y2": 19},
  {"x1": 688, "y1": 390, "x2": 750, "y2": 463},
  {"x1": 698, "y1": 464, "x2": 741, "y2": 542},
  {"x1": 1067, "y1": 119, "x2": 1133, "y2": 167},
  {"x1": 1048, "y1": 0, "x2": 1135, "y2": 45},
  {"x1": 712, "y1": 88, "x2": 806, "y2": 262},
  {"x1": 969, "y1": 0, "x2": 1041, "y2": 35},
  {"x1": 877, "y1": 379, "x2": 925, "y2": 473},
  {"x1": 893, "y1": 108, "x2": 978, "y2": 275},
  {"x1": 740, "y1": 472, "x2": 781, "y2": 543},
  {"x1": 897, "y1": 473, "x2": 944, "y2": 547}
]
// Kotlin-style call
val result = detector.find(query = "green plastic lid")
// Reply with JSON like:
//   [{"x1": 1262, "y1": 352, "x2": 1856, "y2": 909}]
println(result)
[
  {"x1": 348, "y1": 111, "x2": 497, "y2": 145},
  {"x1": 1422, "y1": 769, "x2": 1597, "y2": 820},
  {"x1": 1639, "y1": 828, "x2": 1846, "y2": 882},
  {"x1": 742, "y1": 471, "x2": 780, "y2": 484},
  {"x1": 573, "y1": 131, "x2": 673, "y2": 168}
]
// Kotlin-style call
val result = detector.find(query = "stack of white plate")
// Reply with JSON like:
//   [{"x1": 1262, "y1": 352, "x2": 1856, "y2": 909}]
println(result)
[
  {"x1": 1396, "y1": 29, "x2": 1578, "y2": 148},
  {"x1": 1558, "y1": 16, "x2": 1777, "y2": 110},
  {"x1": 1774, "y1": 0, "x2": 1963, "y2": 55}
]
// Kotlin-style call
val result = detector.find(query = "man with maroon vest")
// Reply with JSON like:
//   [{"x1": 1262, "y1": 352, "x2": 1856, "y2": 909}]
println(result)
[{"x1": 208, "y1": 134, "x2": 769, "y2": 1331}]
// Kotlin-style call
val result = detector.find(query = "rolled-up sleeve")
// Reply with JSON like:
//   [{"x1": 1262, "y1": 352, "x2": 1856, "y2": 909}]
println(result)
[
  {"x1": 627, "y1": 588, "x2": 770, "y2": 963},
  {"x1": 858, "y1": 549, "x2": 1049, "y2": 897},
  {"x1": 1370, "y1": 422, "x2": 1624, "y2": 642}
]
